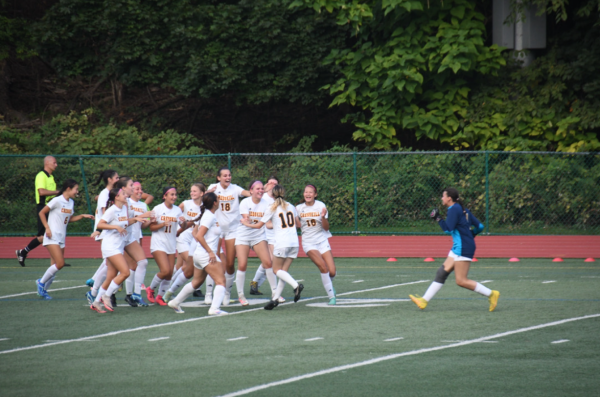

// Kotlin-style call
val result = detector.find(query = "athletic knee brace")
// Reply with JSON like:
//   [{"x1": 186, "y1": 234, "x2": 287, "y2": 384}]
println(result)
[{"x1": 434, "y1": 266, "x2": 451, "y2": 284}]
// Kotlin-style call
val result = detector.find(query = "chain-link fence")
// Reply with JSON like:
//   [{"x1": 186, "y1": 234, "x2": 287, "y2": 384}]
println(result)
[{"x1": 1, "y1": 152, "x2": 599, "y2": 236}]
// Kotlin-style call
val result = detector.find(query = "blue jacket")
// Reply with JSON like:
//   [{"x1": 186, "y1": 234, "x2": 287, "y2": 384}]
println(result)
[{"x1": 438, "y1": 204, "x2": 484, "y2": 259}]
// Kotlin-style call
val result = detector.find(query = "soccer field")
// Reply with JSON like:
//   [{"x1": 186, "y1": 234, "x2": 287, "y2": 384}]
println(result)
[{"x1": 1, "y1": 258, "x2": 599, "y2": 396}]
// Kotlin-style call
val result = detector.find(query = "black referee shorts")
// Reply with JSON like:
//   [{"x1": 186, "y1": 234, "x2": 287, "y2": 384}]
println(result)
[{"x1": 36, "y1": 203, "x2": 46, "y2": 236}]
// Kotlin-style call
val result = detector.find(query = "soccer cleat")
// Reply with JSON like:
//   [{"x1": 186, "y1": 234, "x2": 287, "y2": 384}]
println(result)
[
  {"x1": 293, "y1": 283, "x2": 304, "y2": 303},
  {"x1": 409, "y1": 294, "x2": 428, "y2": 310},
  {"x1": 41, "y1": 291, "x2": 52, "y2": 300},
  {"x1": 168, "y1": 300, "x2": 185, "y2": 314},
  {"x1": 124, "y1": 294, "x2": 138, "y2": 307},
  {"x1": 91, "y1": 301, "x2": 106, "y2": 313},
  {"x1": 238, "y1": 295, "x2": 249, "y2": 306},
  {"x1": 36, "y1": 279, "x2": 46, "y2": 297},
  {"x1": 204, "y1": 295, "x2": 213, "y2": 305},
  {"x1": 156, "y1": 295, "x2": 167, "y2": 306},
  {"x1": 278, "y1": 296, "x2": 286, "y2": 303},
  {"x1": 101, "y1": 295, "x2": 114, "y2": 312},
  {"x1": 16, "y1": 249, "x2": 26, "y2": 267},
  {"x1": 85, "y1": 278, "x2": 94, "y2": 287},
  {"x1": 328, "y1": 296, "x2": 336, "y2": 305},
  {"x1": 163, "y1": 291, "x2": 173, "y2": 303},
  {"x1": 193, "y1": 289, "x2": 205, "y2": 298},
  {"x1": 146, "y1": 287, "x2": 156, "y2": 303},
  {"x1": 110, "y1": 294, "x2": 117, "y2": 308},
  {"x1": 331, "y1": 285, "x2": 336, "y2": 296},
  {"x1": 208, "y1": 308, "x2": 228, "y2": 316},
  {"x1": 86, "y1": 291, "x2": 95, "y2": 305},
  {"x1": 489, "y1": 290, "x2": 500, "y2": 312},
  {"x1": 264, "y1": 300, "x2": 279, "y2": 310},
  {"x1": 132, "y1": 293, "x2": 148, "y2": 307},
  {"x1": 249, "y1": 281, "x2": 263, "y2": 295},
  {"x1": 222, "y1": 291, "x2": 231, "y2": 306}
]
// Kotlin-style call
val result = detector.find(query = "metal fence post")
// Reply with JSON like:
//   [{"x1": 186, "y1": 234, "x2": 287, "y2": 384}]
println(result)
[
  {"x1": 485, "y1": 151, "x2": 490, "y2": 234},
  {"x1": 78, "y1": 157, "x2": 94, "y2": 232},
  {"x1": 353, "y1": 152, "x2": 358, "y2": 233},
  {"x1": 228, "y1": 153, "x2": 231, "y2": 170}
]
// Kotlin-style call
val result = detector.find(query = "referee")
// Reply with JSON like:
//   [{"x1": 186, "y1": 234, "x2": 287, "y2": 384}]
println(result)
[{"x1": 16, "y1": 156, "x2": 60, "y2": 267}]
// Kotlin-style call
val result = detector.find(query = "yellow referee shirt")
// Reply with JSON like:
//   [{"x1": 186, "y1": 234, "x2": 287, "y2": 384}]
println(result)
[{"x1": 35, "y1": 170, "x2": 56, "y2": 205}]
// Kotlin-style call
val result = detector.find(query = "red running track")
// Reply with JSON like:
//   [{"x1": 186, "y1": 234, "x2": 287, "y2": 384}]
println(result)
[{"x1": 1, "y1": 236, "x2": 598, "y2": 259}]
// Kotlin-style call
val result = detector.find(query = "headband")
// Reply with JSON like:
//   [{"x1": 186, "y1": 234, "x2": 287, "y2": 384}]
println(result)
[
  {"x1": 164, "y1": 187, "x2": 176, "y2": 196},
  {"x1": 132, "y1": 181, "x2": 141, "y2": 186},
  {"x1": 250, "y1": 180, "x2": 262, "y2": 189},
  {"x1": 305, "y1": 184, "x2": 317, "y2": 192}
]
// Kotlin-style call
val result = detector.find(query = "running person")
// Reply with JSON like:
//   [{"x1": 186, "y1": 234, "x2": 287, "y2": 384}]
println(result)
[
  {"x1": 409, "y1": 188, "x2": 500, "y2": 311},
  {"x1": 296, "y1": 184, "x2": 336, "y2": 305},
  {"x1": 91, "y1": 188, "x2": 149, "y2": 313},
  {"x1": 241, "y1": 184, "x2": 303, "y2": 310},
  {"x1": 208, "y1": 167, "x2": 251, "y2": 305},
  {"x1": 164, "y1": 183, "x2": 206, "y2": 302},
  {"x1": 234, "y1": 180, "x2": 278, "y2": 306},
  {"x1": 147, "y1": 187, "x2": 187, "y2": 306},
  {"x1": 168, "y1": 192, "x2": 227, "y2": 316},
  {"x1": 35, "y1": 179, "x2": 94, "y2": 299}
]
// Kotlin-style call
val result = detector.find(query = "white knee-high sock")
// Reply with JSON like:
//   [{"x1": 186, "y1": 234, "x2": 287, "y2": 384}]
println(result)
[
  {"x1": 92, "y1": 264, "x2": 108, "y2": 296},
  {"x1": 236, "y1": 270, "x2": 246, "y2": 297},
  {"x1": 170, "y1": 267, "x2": 184, "y2": 287},
  {"x1": 106, "y1": 280, "x2": 120, "y2": 297},
  {"x1": 173, "y1": 283, "x2": 195, "y2": 305},
  {"x1": 474, "y1": 282, "x2": 492, "y2": 297},
  {"x1": 225, "y1": 272, "x2": 235, "y2": 294},
  {"x1": 274, "y1": 270, "x2": 298, "y2": 289},
  {"x1": 134, "y1": 259, "x2": 148, "y2": 294},
  {"x1": 320, "y1": 272, "x2": 334, "y2": 298},
  {"x1": 423, "y1": 281, "x2": 444, "y2": 302},
  {"x1": 91, "y1": 259, "x2": 106, "y2": 280},
  {"x1": 211, "y1": 285, "x2": 225, "y2": 311},
  {"x1": 158, "y1": 279, "x2": 170, "y2": 297},
  {"x1": 168, "y1": 271, "x2": 190, "y2": 293},
  {"x1": 205, "y1": 275, "x2": 214, "y2": 297},
  {"x1": 40, "y1": 264, "x2": 59, "y2": 284},
  {"x1": 272, "y1": 279, "x2": 286, "y2": 300},
  {"x1": 95, "y1": 287, "x2": 107, "y2": 302},
  {"x1": 150, "y1": 274, "x2": 162, "y2": 290},
  {"x1": 44, "y1": 274, "x2": 56, "y2": 290},
  {"x1": 125, "y1": 270, "x2": 135, "y2": 295},
  {"x1": 265, "y1": 268, "x2": 277, "y2": 292},
  {"x1": 253, "y1": 264, "x2": 265, "y2": 282}
]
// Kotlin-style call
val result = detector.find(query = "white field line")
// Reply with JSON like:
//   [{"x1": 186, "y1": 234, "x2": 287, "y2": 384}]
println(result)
[
  {"x1": 551, "y1": 339, "x2": 570, "y2": 344},
  {"x1": 0, "y1": 285, "x2": 87, "y2": 299},
  {"x1": 0, "y1": 280, "x2": 428, "y2": 355},
  {"x1": 480, "y1": 280, "x2": 493, "y2": 284},
  {"x1": 542, "y1": 281, "x2": 557, "y2": 284},
  {"x1": 304, "y1": 337, "x2": 323, "y2": 342},
  {"x1": 218, "y1": 313, "x2": 600, "y2": 397},
  {"x1": 0, "y1": 338, "x2": 10, "y2": 342},
  {"x1": 227, "y1": 337, "x2": 248, "y2": 341},
  {"x1": 352, "y1": 280, "x2": 364, "y2": 283},
  {"x1": 384, "y1": 337, "x2": 403, "y2": 342},
  {"x1": 148, "y1": 337, "x2": 170, "y2": 342}
]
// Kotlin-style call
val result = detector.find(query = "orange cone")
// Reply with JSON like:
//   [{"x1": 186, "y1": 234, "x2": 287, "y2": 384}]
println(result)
[
  {"x1": 424, "y1": 258, "x2": 435, "y2": 262},
  {"x1": 584, "y1": 258, "x2": 595, "y2": 262},
  {"x1": 472, "y1": 258, "x2": 478, "y2": 262},
  {"x1": 387, "y1": 258, "x2": 397, "y2": 262},
  {"x1": 508, "y1": 257, "x2": 520, "y2": 262},
  {"x1": 552, "y1": 258, "x2": 564, "y2": 262}
]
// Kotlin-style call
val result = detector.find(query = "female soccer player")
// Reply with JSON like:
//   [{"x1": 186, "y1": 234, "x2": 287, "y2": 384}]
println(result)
[
  {"x1": 147, "y1": 187, "x2": 187, "y2": 306},
  {"x1": 208, "y1": 168, "x2": 251, "y2": 305},
  {"x1": 164, "y1": 183, "x2": 206, "y2": 302},
  {"x1": 168, "y1": 192, "x2": 228, "y2": 315},
  {"x1": 409, "y1": 188, "x2": 500, "y2": 311},
  {"x1": 241, "y1": 184, "x2": 303, "y2": 310},
  {"x1": 36, "y1": 179, "x2": 94, "y2": 299},
  {"x1": 91, "y1": 188, "x2": 149, "y2": 312},
  {"x1": 234, "y1": 180, "x2": 277, "y2": 305},
  {"x1": 296, "y1": 184, "x2": 336, "y2": 305}
]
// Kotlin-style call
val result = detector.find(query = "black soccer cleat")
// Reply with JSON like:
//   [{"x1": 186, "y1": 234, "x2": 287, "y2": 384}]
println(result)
[
  {"x1": 293, "y1": 283, "x2": 304, "y2": 303},
  {"x1": 16, "y1": 249, "x2": 27, "y2": 267},
  {"x1": 63, "y1": 263, "x2": 71, "y2": 267},
  {"x1": 264, "y1": 300, "x2": 279, "y2": 310},
  {"x1": 124, "y1": 294, "x2": 138, "y2": 307},
  {"x1": 110, "y1": 293, "x2": 117, "y2": 308},
  {"x1": 249, "y1": 281, "x2": 263, "y2": 295},
  {"x1": 193, "y1": 289, "x2": 205, "y2": 298}
]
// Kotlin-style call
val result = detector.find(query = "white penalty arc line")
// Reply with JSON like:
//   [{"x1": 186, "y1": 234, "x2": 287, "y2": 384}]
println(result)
[
  {"x1": 0, "y1": 280, "x2": 428, "y2": 355},
  {"x1": 0, "y1": 285, "x2": 88, "y2": 299},
  {"x1": 218, "y1": 313, "x2": 600, "y2": 397}
]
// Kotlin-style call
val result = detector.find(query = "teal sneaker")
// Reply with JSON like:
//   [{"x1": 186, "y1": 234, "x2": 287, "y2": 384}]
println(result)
[
  {"x1": 86, "y1": 278, "x2": 94, "y2": 287},
  {"x1": 328, "y1": 296, "x2": 336, "y2": 305}
]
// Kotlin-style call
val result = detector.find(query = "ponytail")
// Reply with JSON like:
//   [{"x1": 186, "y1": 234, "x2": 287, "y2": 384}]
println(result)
[
  {"x1": 270, "y1": 184, "x2": 287, "y2": 212},
  {"x1": 57, "y1": 179, "x2": 79, "y2": 197},
  {"x1": 106, "y1": 188, "x2": 121, "y2": 210},
  {"x1": 94, "y1": 169, "x2": 118, "y2": 187},
  {"x1": 194, "y1": 192, "x2": 217, "y2": 222},
  {"x1": 444, "y1": 187, "x2": 467, "y2": 218}
]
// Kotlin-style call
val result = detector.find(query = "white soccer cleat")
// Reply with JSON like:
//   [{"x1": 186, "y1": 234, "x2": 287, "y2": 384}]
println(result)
[
  {"x1": 163, "y1": 290, "x2": 173, "y2": 303},
  {"x1": 204, "y1": 295, "x2": 213, "y2": 305},
  {"x1": 208, "y1": 308, "x2": 228, "y2": 316},
  {"x1": 238, "y1": 295, "x2": 249, "y2": 306},
  {"x1": 278, "y1": 296, "x2": 286, "y2": 303},
  {"x1": 222, "y1": 291, "x2": 231, "y2": 306},
  {"x1": 168, "y1": 300, "x2": 184, "y2": 314}
]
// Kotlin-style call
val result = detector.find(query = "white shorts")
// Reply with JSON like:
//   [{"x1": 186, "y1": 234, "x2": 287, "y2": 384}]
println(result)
[
  {"x1": 302, "y1": 240, "x2": 331, "y2": 255},
  {"x1": 125, "y1": 231, "x2": 140, "y2": 247},
  {"x1": 273, "y1": 246, "x2": 299, "y2": 259},
  {"x1": 235, "y1": 237, "x2": 267, "y2": 249},
  {"x1": 193, "y1": 251, "x2": 222, "y2": 270},
  {"x1": 150, "y1": 240, "x2": 176, "y2": 255},
  {"x1": 43, "y1": 235, "x2": 65, "y2": 249},
  {"x1": 267, "y1": 238, "x2": 276, "y2": 246},
  {"x1": 102, "y1": 247, "x2": 125, "y2": 258},
  {"x1": 176, "y1": 232, "x2": 194, "y2": 254},
  {"x1": 448, "y1": 250, "x2": 472, "y2": 262},
  {"x1": 221, "y1": 228, "x2": 238, "y2": 241}
]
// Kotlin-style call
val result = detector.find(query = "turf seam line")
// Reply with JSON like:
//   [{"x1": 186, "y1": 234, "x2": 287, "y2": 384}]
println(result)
[
  {"x1": 0, "y1": 280, "x2": 428, "y2": 355},
  {"x1": 217, "y1": 313, "x2": 600, "y2": 397},
  {"x1": 0, "y1": 285, "x2": 88, "y2": 299}
]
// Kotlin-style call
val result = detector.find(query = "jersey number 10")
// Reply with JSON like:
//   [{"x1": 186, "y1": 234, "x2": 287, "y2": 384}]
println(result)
[{"x1": 278, "y1": 212, "x2": 295, "y2": 228}]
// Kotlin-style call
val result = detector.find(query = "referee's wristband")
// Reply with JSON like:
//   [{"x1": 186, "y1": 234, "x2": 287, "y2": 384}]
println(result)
[{"x1": 96, "y1": 228, "x2": 101, "y2": 232}]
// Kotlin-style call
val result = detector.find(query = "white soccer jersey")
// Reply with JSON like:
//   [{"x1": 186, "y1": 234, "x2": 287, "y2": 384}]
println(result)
[
  {"x1": 177, "y1": 199, "x2": 202, "y2": 242},
  {"x1": 262, "y1": 194, "x2": 275, "y2": 242},
  {"x1": 151, "y1": 202, "x2": 183, "y2": 254},
  {"x1": 100, "y1": 204, "x2": 129, "y2": 252},
  {"x1": 93, "y1": 188, "x2": 110, "y2": 240},
  {"x1": 296, "y1": 200, "x2": 332, "y2": 245},
  {"x1": 128, "y1": 198, "x2": 148, "y2": 241},
  {"x1": 260, "y1": 202, "x2": 299, "y2": 249},
  {"x1": 236, "y1": 197, "x2": 268, "y2": 241},
  {"x1": 193, "y1": 210, "x2": 221, "y2": 256},
  {"x1": 44, "y1": 195, "x2": 75, "y2": 244},
  {"x1": 208, "y1": 183, "x2": 245, "y2": 232}
]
